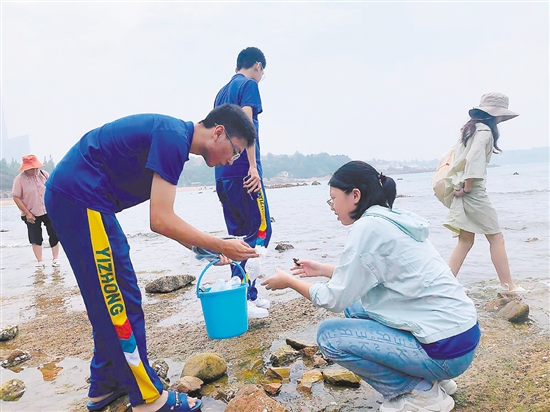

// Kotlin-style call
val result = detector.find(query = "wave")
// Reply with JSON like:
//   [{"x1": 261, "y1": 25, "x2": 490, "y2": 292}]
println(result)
[
  {"x1": 492, "y1": 189, "x2": 550, "y2": 195},
  {"x1": 126, "y1": 232, "x2": 161, "y2": 239},
  {"x1": 1, "y1": 242, "x2": 31, "y2": 248}
]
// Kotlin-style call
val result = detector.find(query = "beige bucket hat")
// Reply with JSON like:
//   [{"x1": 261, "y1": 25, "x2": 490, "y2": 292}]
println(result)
[{"x1": 469, "y1": 92, "x2": 519, "y2": 122}]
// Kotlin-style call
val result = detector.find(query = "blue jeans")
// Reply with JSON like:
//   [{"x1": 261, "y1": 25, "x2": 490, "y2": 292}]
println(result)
[{"x1": 316, "y1": 301, "x2": 477, "y2": 399}]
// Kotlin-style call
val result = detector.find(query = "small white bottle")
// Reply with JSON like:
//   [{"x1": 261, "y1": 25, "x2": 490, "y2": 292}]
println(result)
[{"x1": 245, "y1": 246, "x2": 267, "y2": 281}]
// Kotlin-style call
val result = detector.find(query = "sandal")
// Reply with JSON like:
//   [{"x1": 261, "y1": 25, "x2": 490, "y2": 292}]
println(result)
[
  {"x1": 86, "y1": 389, "x2": 127, "y2": 411},
  {"x1": 157, "y1": 390, "x2": 202, "y2": 411}
]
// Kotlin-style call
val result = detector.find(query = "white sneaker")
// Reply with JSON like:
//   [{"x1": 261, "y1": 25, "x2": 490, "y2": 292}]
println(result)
[
  {"x1": 247, "y1": 301, "x2": 269, "y2": 319},
  {"x1": 52, "y1": 259, "x2": 61, "y2": 268},
  {"x1": 380, "y1": 382, "x2": 455, "y2": 412},
  {"x1": 439, "y1": 379, "x2": 457, "y2": 395},
  {"x1": 36, "y1": 261, "x2": 45, "y2": 269},
  {"x1": 251, "y1": 297, "x2": 270, "y2": 309}
]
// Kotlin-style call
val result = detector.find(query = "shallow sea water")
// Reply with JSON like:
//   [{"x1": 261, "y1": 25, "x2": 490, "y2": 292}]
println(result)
[{"x1": 0, "y1": 162, "x2": 548, "y2": 410}]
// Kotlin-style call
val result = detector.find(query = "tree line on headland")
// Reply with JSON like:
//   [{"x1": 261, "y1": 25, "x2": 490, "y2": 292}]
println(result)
[{"x1": 0, "y1": 147, "x2": 547, "y2": 191}]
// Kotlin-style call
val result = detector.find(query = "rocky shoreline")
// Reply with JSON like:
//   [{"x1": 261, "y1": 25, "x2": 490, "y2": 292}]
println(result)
[{"x1": 0, "y1": 273, "x2": 548, "y2": 411}]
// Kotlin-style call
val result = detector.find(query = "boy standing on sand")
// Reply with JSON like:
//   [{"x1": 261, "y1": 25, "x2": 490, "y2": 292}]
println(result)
[
  {"x1": 45, "y1": 104, "x2": 257, "y2": 412},
  {"x1": 213, "y1": 47, "x2": 272, "y2": 319}
]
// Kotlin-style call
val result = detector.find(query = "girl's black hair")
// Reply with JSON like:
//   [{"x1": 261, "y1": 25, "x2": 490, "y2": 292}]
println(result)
[
  {"x1": 328, "y1": 161, "x2": 397, "y2": 220},
  {"x1": 461, "y1": 109, "x2": 501, "y2": 153}
]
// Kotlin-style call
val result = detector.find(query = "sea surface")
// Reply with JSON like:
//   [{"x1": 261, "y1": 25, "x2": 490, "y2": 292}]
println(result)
[
  {"x1": 0, "y1": 162, "x2": 548, "y2": 410},
  {"x1": 1, "y1": 162, "x2": 548, "y2": 324}
]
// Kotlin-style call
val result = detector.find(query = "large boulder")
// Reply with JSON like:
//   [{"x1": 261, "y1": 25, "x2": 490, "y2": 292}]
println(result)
[
  {"x1": 499, "y1": 301, "x2": 530, "y2": 323},
  {"x1": 225, "y1": 384, "x2": 288, "y2": 412},
  {"x1": 182, "y1": 353, "x2": 227, "y2": 383},
  {"x1": 145, "y1": 274, "x2": 195, "y2": 293}
]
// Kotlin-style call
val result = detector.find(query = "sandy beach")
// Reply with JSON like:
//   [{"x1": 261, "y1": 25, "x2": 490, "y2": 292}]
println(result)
[
  {"x1": 0, "y1": 271, "x2": 548, "y2": 411},
  {"x1": 1, "y1": 168, "x2": 548, "y2": 411}
]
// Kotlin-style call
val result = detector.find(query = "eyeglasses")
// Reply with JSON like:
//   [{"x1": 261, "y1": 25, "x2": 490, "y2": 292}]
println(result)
[
  {"x1": 216, "y1": 124, "x2": 242, "y2": 162},
  {"x1": 256, "y1": 62, "x2": 265, "y2": 81},
  {"x1": 327, "y1": 191, "x2": 351, "y2": 208}
]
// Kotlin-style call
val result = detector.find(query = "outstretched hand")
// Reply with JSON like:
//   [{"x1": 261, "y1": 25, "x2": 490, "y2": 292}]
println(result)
[
  {"x1": 220, "y1": 239, "x2": 258, "y2": 262},
  {"x1": 261, "y1": 268, "x2": 294, "y2": 291},
  {"x1": 290, "y1": 259, "x2": 329, "y2": 278}
]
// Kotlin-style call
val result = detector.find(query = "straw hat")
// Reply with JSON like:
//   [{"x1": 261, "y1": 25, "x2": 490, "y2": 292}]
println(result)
[
  {"x1": 469, "y1": 92, "x2": 519, "y2": 122},
  {"x1": 19, "y1": 154, "x2": 44, "y2": 171}
]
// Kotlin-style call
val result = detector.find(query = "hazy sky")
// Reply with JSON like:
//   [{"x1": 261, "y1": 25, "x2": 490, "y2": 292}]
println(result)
[{"x1": 2, "y1": 1, "x2": 548, "y2": 163}]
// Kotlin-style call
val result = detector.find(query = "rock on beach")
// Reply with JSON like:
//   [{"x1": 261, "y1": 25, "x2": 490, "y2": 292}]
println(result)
[
  {"x1": 182, "y1": 353, "x2": 227, "y2": 383},
  {"x1": 225, "y1": 384, "x2": 289, "y2": 412},
  {"x1": 1, "y1": 349, "x2": 30, "y2": 369},
  {"x1": 0, "y1": 379, "x2": 25, "y2": 401},
  {"x1": 145, "y1": 274, "x2": 195, "y2": 293},
  {"x1": 0, "y1": 324, "x2": 18, "y2": 341},
  {"x1": 322, "y1": 369, "x2": 362, "y2": 387}
]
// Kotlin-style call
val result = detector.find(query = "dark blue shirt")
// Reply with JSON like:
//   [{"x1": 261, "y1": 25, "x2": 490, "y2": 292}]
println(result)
[
  {"x1": 214, "y1": 73, "x2": 263, "y2": 180},
  {"x1": 420, "y1": 322, "x2": 481, "y2": 360},
  {"x1": 47, "y1": 114, "x2": 193, "y2": 214}
]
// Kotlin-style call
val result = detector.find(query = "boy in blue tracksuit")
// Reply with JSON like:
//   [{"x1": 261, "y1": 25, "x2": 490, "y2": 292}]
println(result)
[
  {"x1": 214, "y1": 47, "x2": 272, "y2": 318},
  {"x1": 45, "y1": 105, "x2": 258, "y2": 412}
]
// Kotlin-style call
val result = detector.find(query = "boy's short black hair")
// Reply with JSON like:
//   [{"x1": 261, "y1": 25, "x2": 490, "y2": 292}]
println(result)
[
  {"x1": 237, "y1": 47, "x2": 266, "y2": 70},
  {"x1": 200, "y1": 104, "x2": 256, "y2": 147}
]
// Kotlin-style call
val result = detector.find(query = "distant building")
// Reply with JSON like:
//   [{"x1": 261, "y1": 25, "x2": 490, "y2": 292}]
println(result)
[
  {"x1": 2, "y1": 134, "x2": 31, "y2": 162},
  {"x1": 1, "y1": 104, "x2": 31, "y2": 161}
]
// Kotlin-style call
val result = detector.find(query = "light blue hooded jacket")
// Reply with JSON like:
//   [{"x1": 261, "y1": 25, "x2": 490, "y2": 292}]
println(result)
[{"x1": 309, "y1": 205, "x2": 478, "y2": 344}]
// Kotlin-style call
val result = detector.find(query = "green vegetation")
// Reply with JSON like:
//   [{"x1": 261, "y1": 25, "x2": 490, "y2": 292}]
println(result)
[
  {"x1": 2, "y1": 146, "x2": 547, "y2": 191},
  {"x1": 0, "y1": 156, "x2": 56, "y2": 191},
  {"x1": 179, "y1": 152, "x2": 352, "y2": 186}
]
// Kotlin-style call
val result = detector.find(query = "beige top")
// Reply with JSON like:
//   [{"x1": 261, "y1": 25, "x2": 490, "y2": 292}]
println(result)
[
  {"x1": 12, "y1": 170, "x2": 49, "y2": 216},
  {"x1": 443, "y1": 123, "x2": 501, "y2": 235},
  {"x1": 447, "y1": 122, "x2": 493, "y2": 189}
]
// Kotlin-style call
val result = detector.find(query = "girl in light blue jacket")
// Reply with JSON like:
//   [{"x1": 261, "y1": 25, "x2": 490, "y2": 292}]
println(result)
[{"x1": 262, "y1": 161, "x2": 479, "y2": 412}]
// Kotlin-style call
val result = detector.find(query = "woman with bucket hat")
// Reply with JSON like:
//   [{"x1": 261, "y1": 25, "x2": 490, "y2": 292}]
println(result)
[
  {"x1": 444, "y1": 92, "x2": 524, "y2": 292},
  {"x1": 12, "y1": 154, "x2": 60, "y2": 269}
]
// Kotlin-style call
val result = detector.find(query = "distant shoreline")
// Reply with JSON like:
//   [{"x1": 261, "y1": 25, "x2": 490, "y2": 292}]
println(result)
[{"x1": 0, "y1": 186, "x2": 216, "y2": 207}]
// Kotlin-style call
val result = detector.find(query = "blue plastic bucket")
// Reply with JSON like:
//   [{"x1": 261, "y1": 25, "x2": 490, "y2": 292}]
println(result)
[{"x1": 196, "y1": 259, "x2": 248, "y2": 339}]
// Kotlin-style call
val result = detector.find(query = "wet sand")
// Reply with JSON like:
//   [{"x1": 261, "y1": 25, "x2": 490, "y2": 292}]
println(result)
[{"x1": 0, "y1": 266, "x2": 548, "y2": 411}]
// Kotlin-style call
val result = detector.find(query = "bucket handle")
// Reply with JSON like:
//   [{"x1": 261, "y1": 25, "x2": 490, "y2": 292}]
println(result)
[{"x1": 196, "y1": 259, "x2": 247, "y2": 297}]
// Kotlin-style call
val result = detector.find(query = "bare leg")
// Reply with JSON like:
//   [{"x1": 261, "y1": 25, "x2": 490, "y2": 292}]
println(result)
[
  {"x1": 31, "y1": 244, "x2": 43, "y2": 263},
  {"x1": 448, "y1": 230, "x2": 475, "y2": 276},
  {"x1": 486, "y1": 233, "x2": 517, "y2": 290},
  {"x1": 89, "y1": 392, "x2": 114, "y2": 403},
  {"x1": 51, "y1": 243, "x2": 60, "y2": 260}
]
